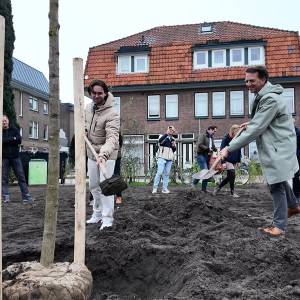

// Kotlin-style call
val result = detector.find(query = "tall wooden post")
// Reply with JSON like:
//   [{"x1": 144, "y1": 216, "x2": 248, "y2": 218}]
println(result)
[
  {"x1": 0, "y1": 15, "x2": 5, "y2": 300},
  {"x1": 73, "y1": 58, "x2": 86, "y2": 265}
]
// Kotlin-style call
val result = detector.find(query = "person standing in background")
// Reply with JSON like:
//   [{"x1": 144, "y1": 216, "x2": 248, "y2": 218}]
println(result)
[{"x1": 2, "y1": 115, "x2": 33, "y2": 203}]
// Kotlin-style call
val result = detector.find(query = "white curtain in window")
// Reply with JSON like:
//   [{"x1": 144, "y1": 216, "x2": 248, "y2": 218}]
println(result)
[
  {"x1": 195, "y1": 93, "x2": 208, "y2": 117},
  {"x1": 166, "y1": 95, "x2": 178, "y2": 118},
  {"x1": 135, "y1": 56, "x2": 147, "y2": 72},
  {"x1": 282, "y1": 88, "x2": 295, "y2": 114},
  {"x1": 118, "y1": 56, "x2": 131, "y2": 73},
  {"x1": 230, "y1": 91, "x2": 244, "y2": 115},
  {"x1": 113, "y1": 97, "x2": 121, "y2": 115},
  {"x1": 212, "y1": 92, "x2": 225, "y2": 116},
  {"x1": 148, "y1": 95, "x2": 160, "y2": 118},
  {"x1": 248, "y1": 91, "x2": 255, "y2": 115}
]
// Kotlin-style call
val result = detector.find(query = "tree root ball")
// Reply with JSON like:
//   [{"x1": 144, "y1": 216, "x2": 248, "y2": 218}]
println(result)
[{"x1": 3, "y1": 261, "x2": 93, "y2": 300}]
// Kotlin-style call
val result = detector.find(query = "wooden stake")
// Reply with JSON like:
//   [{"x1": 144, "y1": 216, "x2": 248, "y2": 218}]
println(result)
[
  {"x1": 73, "y1": 58, "x2": 86, "y2": 265},
  {"x1": 0, "y1": 15, "x2": 5, "y2": 300}
]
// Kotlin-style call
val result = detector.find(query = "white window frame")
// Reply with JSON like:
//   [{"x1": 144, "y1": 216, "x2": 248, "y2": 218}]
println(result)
[
  {"x1": 248, "y1": 91, "x2": 255, "y2": 115},
  {"x1": 165, "y1": 94, "x2": 178, "y2": 118},
  {"x1": 43, "y1": 102, "x2": 48, "y2": 114},
  {"x1": 230, "y1": 48, "x2": 244, "y2": 66},
  {"x1": 195, "y1": 93, "x2": 208, "y2": 117},
  {"x1": 212, "y1": 92, "x2": 226, "y2": 117},
  {"x1": 134, "y1": 55, "x2": 148, "y2": 73},
  {"x1": 29, "y1": 121, "x2": 39, "y2": 139},
  {"x1": 113, "y1": 96, "x2": 121, "y2": 116},
  {"x1": 29, "y1": 96, "x2": 38, "y2": 111},
  {"x1": 212, "y1": 49, "x2": 226, "y2": 68},
  {"x1": 193, "y1": 50, "x2": 208, "y2": 69},
  {"x1": 230, "y1": 91, "x2": 244, "y2": 116},
  {"x1": 248, "y1": 46, "x2": 265, "y2": 65},
  {"x1": 117, "y1": 54, "x2": 149, "y2": 74},
  {"x1": 19, "y1": 92, "x2": 23, "y2": 117},
  {"x1": 148, "y1": 95, "x2": 160, "y2": 119},
  {"x1": 282, "y1": 88, "x2": 295, "y2": 114},
  {"x1": 117, "y1": 55, "x2": 131, "y2": 74}
]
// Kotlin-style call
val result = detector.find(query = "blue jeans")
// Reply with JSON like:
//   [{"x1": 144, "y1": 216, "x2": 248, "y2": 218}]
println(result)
[
  {"x1": 193, "y1": 154, "x2": 209, "y2": 191},
  {"x1": 269, "y1": 181, "x2": 299, "y2": 230},
  {"x1": 153, "y1": 158, "x2": 173, "y2": 190},
  {"x1": 2, "y1": 157, "x2": 30, "y2": 200}
]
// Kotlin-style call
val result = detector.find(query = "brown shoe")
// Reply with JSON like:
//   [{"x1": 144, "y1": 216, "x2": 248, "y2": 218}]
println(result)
[
  {"x1": 288, "y1": 206, "x2": 300, "y2": 218},
  {"x1": 258, "y1": 226, "x2": 285, "y2": 236}
]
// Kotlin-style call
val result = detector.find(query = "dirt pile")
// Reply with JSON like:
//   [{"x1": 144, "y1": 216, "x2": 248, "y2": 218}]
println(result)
[{"x1": 3, "y1": 185, "x2": 300, "y2": 299}]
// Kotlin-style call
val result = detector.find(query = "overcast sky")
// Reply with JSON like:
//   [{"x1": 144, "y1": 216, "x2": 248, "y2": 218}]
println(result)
[{"x1": 11, "y1": 0, "x2": 300, "y2": 103}]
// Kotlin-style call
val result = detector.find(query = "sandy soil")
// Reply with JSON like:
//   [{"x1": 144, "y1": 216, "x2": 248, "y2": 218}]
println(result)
[{"x1": 3, "y1": 184, "x2": 300, "y2": 300}]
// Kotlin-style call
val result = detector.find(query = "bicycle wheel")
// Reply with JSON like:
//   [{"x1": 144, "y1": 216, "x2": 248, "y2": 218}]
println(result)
[{"x1": 235, "y1": 168, "x2": 249, "y2": 185}]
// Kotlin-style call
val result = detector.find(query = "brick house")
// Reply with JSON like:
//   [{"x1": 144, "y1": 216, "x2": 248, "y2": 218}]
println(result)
[
  {"x1": 12, "y1": 57, "x2": 74, "y2": 152},
  {"x1": 84, "y1": 21, "x2": 300, "y2": 175}
]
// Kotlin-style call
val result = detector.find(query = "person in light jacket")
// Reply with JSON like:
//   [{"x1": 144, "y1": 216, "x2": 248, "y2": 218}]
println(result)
[
  {"x1": 220, "y1": 66, "x2": 300, "y2": 236},
  {"x1": 85, "y1": 79, "x2": 120, "y2": 230},
  {"x1": 152, "y1": 126, "x2": 177, "y2": 194}
]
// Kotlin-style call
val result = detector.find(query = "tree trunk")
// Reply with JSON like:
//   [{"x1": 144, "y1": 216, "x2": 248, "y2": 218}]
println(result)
[{"x1": 40, "y1": 0, "x2": 60, "y2": 267}]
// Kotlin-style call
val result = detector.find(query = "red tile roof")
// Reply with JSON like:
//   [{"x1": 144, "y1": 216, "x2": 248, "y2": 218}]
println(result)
[{"x1": 84, "y1": 21, "x2": 300, "y2": 87}]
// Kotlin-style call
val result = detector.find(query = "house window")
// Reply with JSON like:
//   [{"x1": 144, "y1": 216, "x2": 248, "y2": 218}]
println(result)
[
  {"x1": 43, "y1": 125, "x2": 48, "y2": 140},
  {"x1": 195, "y1": 93, "x2": 208, "y2": 117},
  {"x1": 181, "y1": 133, "x2": 194, "y2": 140},
  {"x1": 117, "y1": 54, "x2": 148, "y2": 74},
  {"x1": 19, "y1": 92, "x2": 23, "y2": 117},
  {"x1": 230, "y1": 48, "x2": 244, "y2": 66},
  {"x1": 249, "y1": 141, "x2": 258, "y2": 159},
  {"x1": 212, "y1": 49, "x2": 226, "y2": 68},
  {"x1": 230, "y1": 91, "x2": 244, "y2": 116},
  {"x1": 123, "y1": 135, "x2": 145, "y2": 176},
  {"x1": 165, "y1": 94, "x2": 178, "y2": 118},
  {"x1": 282, "y1": 88, "x2": 295, "y2": 114},
  {"x1": 29, "y1": 121, "x2": 38, "y2": 139},
  {"x1": 248, "y1": 91, "x2": 255, "y2": 115},
  {"x1": 248, "y1": 46, "x2": 265, "y2": 65},
  {"x1": 43, "y1": 102, "x2": 48, "y2": 114},
  {"x1": 29, "y1": 96, "x2": 38, "y2": 111},
  {"x1": 113, "y1": 96, "x2": 121, "y2": 115},
  {"x1": 193, "y1": 51, "x2": 208, "y2": 69},
  {"x1": 212, "y1": 92, "x2": 225, "y2": 117},
  {"x1": 148, "y1": 95, "x2": 160, "y2": 119}
]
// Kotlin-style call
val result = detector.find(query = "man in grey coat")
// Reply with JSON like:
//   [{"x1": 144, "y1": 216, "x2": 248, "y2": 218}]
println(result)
[{"x1": 220, "y1": 65, "x2": 300, "y2": 236}]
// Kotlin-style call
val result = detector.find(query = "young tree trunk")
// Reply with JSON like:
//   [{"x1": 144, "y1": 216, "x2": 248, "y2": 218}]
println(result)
[{"x1": 40, "y1": 0, "x2": 60, "y2": 267}]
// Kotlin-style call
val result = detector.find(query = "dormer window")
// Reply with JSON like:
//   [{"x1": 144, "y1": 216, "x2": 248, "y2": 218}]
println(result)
[
  {"x1": 200, "y1": 24, "x2": 213, "y2": 34},
  {"x1": 116, "y1": 45, "x2": 150, "y2": 74}
]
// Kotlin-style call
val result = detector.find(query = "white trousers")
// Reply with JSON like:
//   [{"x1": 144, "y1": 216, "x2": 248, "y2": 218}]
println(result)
[{"x1": 88, "y1": 158, "x2": 115, "y2": 226}]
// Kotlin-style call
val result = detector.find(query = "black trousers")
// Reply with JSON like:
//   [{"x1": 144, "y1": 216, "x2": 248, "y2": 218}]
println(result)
[
  {"x1": 219, "y1": 169, "x2": 235, "y2": 194},
  {"x1": 293, "y1": 156, "x2": 300, "y2": 199}
]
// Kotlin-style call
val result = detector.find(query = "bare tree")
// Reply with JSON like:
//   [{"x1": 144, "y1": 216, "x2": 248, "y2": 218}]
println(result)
[{"x1": 40, "y1": 0, "x2": 60, "y2": 267}]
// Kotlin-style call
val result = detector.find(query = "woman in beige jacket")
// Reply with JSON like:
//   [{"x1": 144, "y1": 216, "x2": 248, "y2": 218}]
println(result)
[{"x1": 85, "y1": 79, "x2": 120, "y2": 230}]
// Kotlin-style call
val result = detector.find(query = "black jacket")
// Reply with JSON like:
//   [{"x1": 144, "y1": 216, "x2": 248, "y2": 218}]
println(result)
[
  {"x1": 220, "y1": 133, "x2": 241, "y2": 164},
  {"x1": 159, "y1": 134, "x2": 176, "y2": 152},
  {"x1": 2, "y1": 127, "x2": 22, "y2": 159}
]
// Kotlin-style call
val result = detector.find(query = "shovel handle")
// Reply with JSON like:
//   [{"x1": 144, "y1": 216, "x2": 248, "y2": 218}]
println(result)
[{"x1": 84, "y1": 135, "x2": 107, "y2": 179}]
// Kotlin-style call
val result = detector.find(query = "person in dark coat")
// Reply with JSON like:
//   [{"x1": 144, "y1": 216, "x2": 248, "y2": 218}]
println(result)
[
  {"x1": 2, "y1": 115, "x2": 33, "y2": 203},
  {"x1": 192, "y1": 125, "x2": 217, "y2": 192},
  {"x1": 292, "y1": 125, "x2": 300, "y2": 199},
  {"x1": 213, "y1": 125, "x2": 241, "y2": 198}
]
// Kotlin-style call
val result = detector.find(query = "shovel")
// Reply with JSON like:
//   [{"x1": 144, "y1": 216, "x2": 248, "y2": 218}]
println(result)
[
  {"x1": 192, "y1": 127, "x2": 245, "y2": 181},
  {"x1": 84, "y1": 136, "x2": 127, "y2": 196}
]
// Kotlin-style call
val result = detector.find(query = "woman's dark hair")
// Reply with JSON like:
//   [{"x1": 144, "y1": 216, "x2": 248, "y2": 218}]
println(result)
[
  {"x1": 246, "y1": 65, "x2": 269, "y2": 82},
  {"x1": 87, "y1": 79, "x2": 109, "y2": 99}
]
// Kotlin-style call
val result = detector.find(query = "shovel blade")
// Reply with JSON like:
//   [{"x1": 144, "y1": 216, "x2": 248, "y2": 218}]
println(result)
[
  {"x1": 192, "y1": 169, "x2": 209, "y2": 180},
  {"x1": 202, "y1": 169, "x2": 219, "y2": 180}
]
